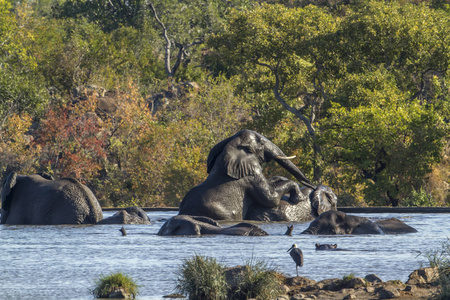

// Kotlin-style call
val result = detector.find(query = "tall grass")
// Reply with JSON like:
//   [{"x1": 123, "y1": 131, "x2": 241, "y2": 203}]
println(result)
[
  {"x1": 231, "y1": 258, "x2": 282, "y2": 300},
  {"x1": 92, "y1": 272, "x2": 139, "y2": 299},
  {"x1": 176, "y1": 255, "x2": 283, "y2": 300},
  {"x1": 176, "y1": 255, "x2": 228, "y2": 300},
  {"x1": 427, "y1": 238, "x2": 450, "y2": 299}
]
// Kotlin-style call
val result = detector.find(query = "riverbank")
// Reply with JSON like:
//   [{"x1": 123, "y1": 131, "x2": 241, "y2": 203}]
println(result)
[
  {"x1": 279, "y1": 267, "x2": 440, "y2": 300},
  {"x1": 163, "y1": 266, "x2": 440, "y2": 300}
]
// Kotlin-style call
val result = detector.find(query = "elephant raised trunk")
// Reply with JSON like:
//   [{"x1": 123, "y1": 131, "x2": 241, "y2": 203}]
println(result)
[{"x1": 269, "y1": 144, "x2": 316, "y2": 190}]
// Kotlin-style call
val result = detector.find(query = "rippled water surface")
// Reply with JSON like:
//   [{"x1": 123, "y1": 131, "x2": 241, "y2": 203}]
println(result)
[{"x1": 1, "y1": 211, "x2": 449, "y2": 300}]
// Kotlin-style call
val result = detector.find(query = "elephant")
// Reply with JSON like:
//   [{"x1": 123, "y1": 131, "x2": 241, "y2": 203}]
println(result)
[
  {"x1": 301, "y1": 210, "x2": 417, "y2": 235},
  {"x1": 97, "y1": 206, "x2": 151, "y2": 224},
  {"x1": 1, "y1": 172, "x2": 103, "y2": 225},
  {"x1": 315, "y1": 243, "x2": 338, "y2": 250},
  {"x1": 178, "y1": 129, "x2": 337, "y2": 222},
  {"x1": 157, "y1": 215, "x2": 268, "y2": 236},
  {"x1": 245, "y1": 185, "x2": 337, "y2": 222}
]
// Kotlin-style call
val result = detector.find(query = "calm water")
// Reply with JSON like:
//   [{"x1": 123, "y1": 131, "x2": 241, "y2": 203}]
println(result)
[{"x1": 1, "y1": 211, "x2": 449, "y2": 300}]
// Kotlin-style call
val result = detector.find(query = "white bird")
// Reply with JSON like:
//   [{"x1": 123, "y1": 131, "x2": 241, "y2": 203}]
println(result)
[{"x1": 287, "y1": 244, "x2": 303, "y2": 276}]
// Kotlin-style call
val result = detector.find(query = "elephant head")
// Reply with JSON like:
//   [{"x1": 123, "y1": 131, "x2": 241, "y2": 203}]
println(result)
[
  {"x1": 97, "y1": 206, "x2": 151, "y2": 225},
  {"x1": 302, "y1": 211, "x2": 383, "y2": 235},
  {"x1": 179, "y1": 130, "x2": 337, "y2": 222},
  {"x1": 304, "y1": 185, "x2": 338, "y2": 217},
  {"x1": 207, "y1": 129, "x2": 316, "y2": 190}
]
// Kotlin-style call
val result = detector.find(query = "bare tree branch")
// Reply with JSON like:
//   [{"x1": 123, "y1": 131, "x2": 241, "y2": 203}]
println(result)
[
  {"x1": 148, "y1": 1, "x2": 204, "y2": 88},
  {"x1": 148, "y1": 1, "x2": 172, "y2": 78}
]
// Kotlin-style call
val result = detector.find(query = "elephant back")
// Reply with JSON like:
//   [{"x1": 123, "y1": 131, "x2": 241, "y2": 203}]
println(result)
[{"x1": 59, "y1": 178, "x2": 103, "y2": 224}]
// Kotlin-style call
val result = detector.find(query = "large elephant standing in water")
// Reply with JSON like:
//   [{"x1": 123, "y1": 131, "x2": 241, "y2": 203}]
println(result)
[
  {"x1": 179, "y1": 130, "x2": 337, "y2": 222},
  {"x1": 1, "y1": 172, "x2": 103, "y2": 225}
]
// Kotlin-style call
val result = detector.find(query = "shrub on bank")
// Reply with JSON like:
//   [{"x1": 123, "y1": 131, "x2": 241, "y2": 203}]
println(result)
[
  {"x1": 176, "y1": 255, "x2": 228, "y2": 300},
  {"x1": 176, "y1": 255, "x2": 282, "y2": 300},
  {"x1": 230, "y1": 259, "x2": 282, "y2": 300},
  {"x1": 92, "y1": 272, "x2": 139, "y2": 299}
]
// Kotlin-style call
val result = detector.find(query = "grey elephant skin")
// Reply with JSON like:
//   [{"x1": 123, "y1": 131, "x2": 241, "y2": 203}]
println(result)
[
  {"x1": 97, "y1": 206, "x2": 151, "y2": 224},
  {"x1": 1, "y1": 172, "x2": 103, "y2": 225},
  {"x1": 157, "y1": 215, "x2": 268, "y2": 236},
  {"x1": 301, "y1": 210, "x2": 417, "y2": 235},
  {"x1": 179, "y1": 130, "x2": 337, "y2": 222}
]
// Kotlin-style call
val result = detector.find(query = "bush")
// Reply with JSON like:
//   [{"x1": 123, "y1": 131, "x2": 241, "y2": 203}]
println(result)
[
  {"x1": 231, "y1": 258, "x2": 282, "y2": 300},
  {"x1": 342, "y1": 273, "x2": 355, "y2": 282},
  {"x1": 176, "y1": 255, "x2": 228, "y2": 300},
  {"x1": 92, "y1": 272, "x2": 139, "y2": 299},
  {"x1": 427, "y1": 238, "x2": 450, "y2": 299},
  {"x1": 176, "y1": 255, "x2": 283, "y2": 300}
]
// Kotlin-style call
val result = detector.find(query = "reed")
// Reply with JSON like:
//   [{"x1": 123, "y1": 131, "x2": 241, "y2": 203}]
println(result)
[
  {"x1": 231, "y1": 258, "x2": 282, "y2": 300},
  {"x1": 427, "y1": 238, "x2": 450, "y2": 299},
  {"x1": 176, "y1": 255, "x2": 228, "y2": 300},
  {"x1": 176, "y1": 255, "x2": 283, "y2": 300}
]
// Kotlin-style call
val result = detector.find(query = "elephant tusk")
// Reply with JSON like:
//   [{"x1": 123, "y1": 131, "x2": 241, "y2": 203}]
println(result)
[{"x1": 275, "y1": 155, "x2": 296, "y2": 160}]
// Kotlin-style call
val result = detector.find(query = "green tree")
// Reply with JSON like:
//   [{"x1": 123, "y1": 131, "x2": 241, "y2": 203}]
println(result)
[
  {"x1": 208, "y1": 1, "x2": 449, "y2": 205},
  {"x1": 0, "y1": 1, "x2": 47, "y2": 128}
]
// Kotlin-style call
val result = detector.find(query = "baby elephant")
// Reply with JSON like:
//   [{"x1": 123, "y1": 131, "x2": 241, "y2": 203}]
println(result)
[{"x1": 315, "y1": 243, "x2": 338, "y2": 250}]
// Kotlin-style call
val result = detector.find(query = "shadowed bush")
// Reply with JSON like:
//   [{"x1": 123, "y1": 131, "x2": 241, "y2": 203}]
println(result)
[
  {"x1": 176, "y1": 255, "x2": 228, "y2": 300},
  {"x1": 176, "y1": 255, "x2": 283, "y2": 300},
  {"x1": 92, "y1": 272, "x2": 139, "y2": 299},
  {"x1": 231, "y1": 259, "x2": 282, "y2": 300}
]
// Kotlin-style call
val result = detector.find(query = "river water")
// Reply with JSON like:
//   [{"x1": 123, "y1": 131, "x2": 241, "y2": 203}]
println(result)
[{"x1": 1, "y1": 211, "x2": 449, "y2": 300}]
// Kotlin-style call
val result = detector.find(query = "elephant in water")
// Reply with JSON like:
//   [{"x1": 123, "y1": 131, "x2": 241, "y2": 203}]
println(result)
[
  {"x1": 97, "y1": 206, "x2": 151, "y2": 225},
  {"x1": 157, "y1": 215, "x2": 268, "y2": 236},
  {"x1": 315, "y1": 243, "x2": 338, "y2": 250},
  {"x1": 301, "y1": 211, "x2": 417, "y2": 235},
  {"x1": 1, "y1": 172, "x2": 103, "y2": 225},
  {"x1": 179, "y1": 129, "x2": 337, "y2": 222}
]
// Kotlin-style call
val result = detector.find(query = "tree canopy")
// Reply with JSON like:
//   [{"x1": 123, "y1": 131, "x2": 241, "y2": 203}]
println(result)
[{"x1": 0, "y1": 0, "x2": 448, "y2": 207}]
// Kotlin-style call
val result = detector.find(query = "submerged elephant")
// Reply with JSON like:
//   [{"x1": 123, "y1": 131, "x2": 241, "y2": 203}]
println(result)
[
  {"x1": 179, "y1": 130, "x2": 337, "y2": 222},
  {"x1": 301, "y1": 210, "x2": 417, "y2": 235},
  {"x1": 97, "y1": 206, "x2": 151, "y2": 224},
  {"x1": 157, "y1": 215, "x2": 268, "y2": 236},
  {"x1": 1, "y1": 172, "x2": 103, "y2": 225},
  {"x1": 315, "y1": 243, "x2": 338, "y2": 250}
]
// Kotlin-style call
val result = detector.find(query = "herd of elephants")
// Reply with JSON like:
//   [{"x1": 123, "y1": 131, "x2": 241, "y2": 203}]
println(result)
[{"x1": 0, "y1": 129, "x2": 417, "y2": 236}]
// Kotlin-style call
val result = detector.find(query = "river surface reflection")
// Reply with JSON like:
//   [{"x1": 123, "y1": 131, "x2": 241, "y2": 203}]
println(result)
[{"x1": 1, "y1": 211, "x2": 449, "y2": 300}]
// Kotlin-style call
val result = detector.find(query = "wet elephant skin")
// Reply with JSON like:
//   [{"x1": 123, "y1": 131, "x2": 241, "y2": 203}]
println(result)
[
  {"x1": 157, "y1": 215, "x2": 268, "y2": 236},
  {"x1": 301, "y1": 210, "x2": 417, "y2": 235},
  {"x1": 179, "y1": 130, "x2": 337, "y2": 222}
]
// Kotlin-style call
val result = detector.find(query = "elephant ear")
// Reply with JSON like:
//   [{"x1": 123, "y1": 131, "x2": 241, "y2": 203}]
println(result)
[
  {"x1": 1, "y1": 172, "x2": 18, "y2": 211},
  {"x1": 207, "y1": 135, "x2": 235, "y2": 174},
  {"x1": 222, "y1": 136, "x2": 261, "y2": 179}
]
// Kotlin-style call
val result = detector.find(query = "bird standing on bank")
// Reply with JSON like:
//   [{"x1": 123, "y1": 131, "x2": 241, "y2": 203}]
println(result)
[{"x1": 287, "y1": 244, "x2": 303, "y2": 276}]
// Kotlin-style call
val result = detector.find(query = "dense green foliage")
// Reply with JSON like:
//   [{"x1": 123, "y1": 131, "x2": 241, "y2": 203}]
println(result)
[
  {"x1": 92, "y1": 272, "x2": 139, "y2": 298},
  {"x1": 0, "y1": 0, "x2": 448, "y2": 207}
]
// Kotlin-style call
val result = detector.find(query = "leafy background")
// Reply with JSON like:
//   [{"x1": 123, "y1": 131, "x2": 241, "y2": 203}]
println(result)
[{"x1": 0, "y1": 0, "x2": 448, "y2": 207}]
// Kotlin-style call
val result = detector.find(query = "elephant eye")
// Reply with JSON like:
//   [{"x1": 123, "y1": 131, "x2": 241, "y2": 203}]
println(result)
[{"x1": 238, "y1": 146, "x2": 253, "y2": 154}]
